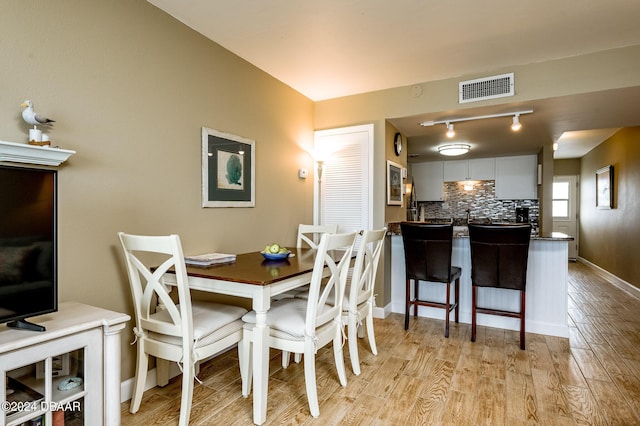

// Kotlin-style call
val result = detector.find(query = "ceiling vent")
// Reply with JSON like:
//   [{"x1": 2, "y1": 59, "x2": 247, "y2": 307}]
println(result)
[{"x1": 459, "y1": 72, "x2": 514, "y2": 103}]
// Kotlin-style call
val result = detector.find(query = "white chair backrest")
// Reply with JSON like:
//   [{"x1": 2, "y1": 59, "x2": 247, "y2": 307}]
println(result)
[
  {"x1": 349, "y1": 228, "x2": 387, "y2": 308},
  {"x1": 297, "y1": 223, "x2": 339, "y2": 249},
  {"x1": 305, "y1": 232, "x2": 356, "y2": 336},
  {"x1": 118, "y1": 232, "x2": 193, "y2": 344}
]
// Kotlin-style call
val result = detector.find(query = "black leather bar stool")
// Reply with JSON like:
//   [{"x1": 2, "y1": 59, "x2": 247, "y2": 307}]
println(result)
[
  {"x1": 468, "y1": 224, "x2": 532, "y2": 350},
  {"x1": 400, "y1": 222, "x2": 461, "y2": 337}
]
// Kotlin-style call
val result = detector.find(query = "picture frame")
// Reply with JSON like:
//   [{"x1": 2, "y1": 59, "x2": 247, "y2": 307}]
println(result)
[
  {"x1": 595, "y1": 165, "x2": 613, "y2": 209},
  {"x1": 202, "y1": 127, "x2": 255, "y2": 208},
  {"x1": 386, "y1": 160, "x2": 403, "y2": 206}
]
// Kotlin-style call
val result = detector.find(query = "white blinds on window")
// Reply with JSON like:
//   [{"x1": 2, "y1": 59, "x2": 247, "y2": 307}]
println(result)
[{"x1": 314, "y1": 124, "x2": 373, "y2": 235}]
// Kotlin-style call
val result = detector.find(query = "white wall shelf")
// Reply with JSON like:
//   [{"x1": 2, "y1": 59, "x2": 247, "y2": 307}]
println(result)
[{"x1": 0, "y1": 140, "x2": 75, "y2": 166}]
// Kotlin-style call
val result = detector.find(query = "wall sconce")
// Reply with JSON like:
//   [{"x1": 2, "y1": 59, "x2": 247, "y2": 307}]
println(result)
[{"x1": 405, "y1": 182, "x2": 413, "y2": 195}]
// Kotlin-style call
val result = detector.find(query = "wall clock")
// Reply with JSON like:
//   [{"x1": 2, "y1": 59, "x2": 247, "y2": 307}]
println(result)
[{"x1": 393, "y1": 132, "x2": 403, "y2": 156}]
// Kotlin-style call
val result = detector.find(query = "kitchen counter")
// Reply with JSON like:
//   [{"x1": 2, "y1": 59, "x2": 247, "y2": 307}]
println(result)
[
  {"x1": 386, "y1": 221, "x2": 574, "y2": 241},
  {"x1": 386, "y1": 222, "x2": 571, "y2": 338}
]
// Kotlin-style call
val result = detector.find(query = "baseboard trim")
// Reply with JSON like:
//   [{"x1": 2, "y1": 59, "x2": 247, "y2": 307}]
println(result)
[
  {"x1": 373, "y1": 303, "x2": 392, "y2": 319},
  {"x1": 120, "y1": 362, "x2": 182, "y2": 403},
  {"x1": 577, "y1": 257, "x2": 640, "y2": 300}
]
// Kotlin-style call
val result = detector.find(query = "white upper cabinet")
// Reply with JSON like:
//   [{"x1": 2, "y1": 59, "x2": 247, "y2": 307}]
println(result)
[
  {"x1": 443, "y1": 160, "x2": 468, "y2": 181},
  {"x1": 443, "y1": 158, "x2": 495, "y2": 181},
  {"x1": 468, "y1": 158, "x2": 496, "y2": 180},
  {"x1": 495, "y1": 155, "x2": 537, "y2": 199},
  {"x1": 411, "y1": 161, "x2": 444, "y2": 201}
]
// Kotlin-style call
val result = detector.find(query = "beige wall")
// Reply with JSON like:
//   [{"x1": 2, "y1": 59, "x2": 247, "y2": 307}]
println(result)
[
  {"x1": 1, "y1": 1, "x2": 315, "y2": 379},
  {"x1": 385, "y1": 122, "x2": 408, "y2": 223},
  {"x1": 580, "y1": 127, "x2": 640, "y2": 288},
  {"x1": 554, "y1": 159, "x2": 581, "y2": 176}
]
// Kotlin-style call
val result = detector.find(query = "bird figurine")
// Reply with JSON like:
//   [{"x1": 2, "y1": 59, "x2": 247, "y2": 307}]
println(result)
[{"x1": 21, "y1": 100, "x2": 55, "y2": 126}]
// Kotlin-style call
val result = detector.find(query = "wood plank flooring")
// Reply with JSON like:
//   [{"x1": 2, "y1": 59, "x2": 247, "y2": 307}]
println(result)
[{"x1": 121, "y1": 262, "x2": 640, "y2": 425}]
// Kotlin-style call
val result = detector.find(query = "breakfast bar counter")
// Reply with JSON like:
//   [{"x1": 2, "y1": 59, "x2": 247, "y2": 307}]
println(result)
[{"x1": 386, "y1": 223, "x2": 573, "y2": 338}]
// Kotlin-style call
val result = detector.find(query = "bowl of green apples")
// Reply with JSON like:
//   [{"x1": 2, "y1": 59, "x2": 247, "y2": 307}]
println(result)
[{"x1": 261, "y1": 243, "x2": 291, "y2": 260}]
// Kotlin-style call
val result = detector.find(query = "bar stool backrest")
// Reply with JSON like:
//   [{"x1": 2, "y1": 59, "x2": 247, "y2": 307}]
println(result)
[
  {"x1": 400, "y1": 223, "x2": 454, "y2": 283},
  {"x1": 468, "y1": 224, "x2": 532, "y2": 290}
]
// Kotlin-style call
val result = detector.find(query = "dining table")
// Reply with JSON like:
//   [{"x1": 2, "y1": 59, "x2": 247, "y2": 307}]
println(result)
[{"x1": 160, "y1": 247, "x2": 319, "y2": 425}]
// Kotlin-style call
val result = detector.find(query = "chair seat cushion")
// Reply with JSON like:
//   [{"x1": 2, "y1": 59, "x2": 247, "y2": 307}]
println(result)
[
  {"x1": 296, "y1": 285, "x2": 361, "y2": 311},
  {"x1": 242, "y1": 299, "x2": 335, "y2": 340},
  {"x1": 149, "y1": 300, "x2": 247, "y2": 347}
]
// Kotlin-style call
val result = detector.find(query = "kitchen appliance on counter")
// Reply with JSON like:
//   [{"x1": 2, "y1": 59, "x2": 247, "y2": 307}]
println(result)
[{"x1": 516, "y1": 207, "x2": 529, "y2": 223}]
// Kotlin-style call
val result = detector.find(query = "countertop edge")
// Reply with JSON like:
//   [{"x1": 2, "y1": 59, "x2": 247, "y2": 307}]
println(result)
[{"x1": 385, "y1": 222, "x2": 574, "y2": 241}]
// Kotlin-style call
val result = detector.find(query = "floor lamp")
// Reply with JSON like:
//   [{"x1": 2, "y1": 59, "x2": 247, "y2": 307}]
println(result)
[{"x1": 316, "y1": 160, "x2": 324, "y2": 225}]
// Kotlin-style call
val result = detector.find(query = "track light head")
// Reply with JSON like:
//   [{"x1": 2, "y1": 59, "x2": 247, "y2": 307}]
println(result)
[
  {"x1": 446, "y1": 123, "x2": 455, "y2": 138},
  {"x1": 511, "y1": 114, "x2": 522, "y2": 131}
]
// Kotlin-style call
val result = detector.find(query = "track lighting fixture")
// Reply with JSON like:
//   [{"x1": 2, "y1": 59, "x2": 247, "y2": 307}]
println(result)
[{"x1": 420, "y1": 109, "x2": 534, "y2": 135}]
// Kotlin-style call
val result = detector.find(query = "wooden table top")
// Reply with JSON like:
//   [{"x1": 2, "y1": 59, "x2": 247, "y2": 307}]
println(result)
[{"x1": 184, "y1": 247, "x2": 318, "y2": 285}]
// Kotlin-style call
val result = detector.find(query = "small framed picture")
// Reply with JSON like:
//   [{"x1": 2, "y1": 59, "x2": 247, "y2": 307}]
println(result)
[
  {"x1": 386, "y1": 160, "x2": 403, "y2": 206},
  {"x1": 202, "y1": 127, "x2": 256, "y2": 208},
  {"x1": 595, "y1": 165, "x2": 613, "y2": 209}
]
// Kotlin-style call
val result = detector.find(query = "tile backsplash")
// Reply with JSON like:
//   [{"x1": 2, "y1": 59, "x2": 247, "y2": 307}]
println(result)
[{"x1": 417, "y1": 180, "x2": 539, "y2": 230}]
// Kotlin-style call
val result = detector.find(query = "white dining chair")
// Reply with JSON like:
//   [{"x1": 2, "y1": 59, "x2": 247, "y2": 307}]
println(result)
[
  {"x1": 342, "y1": 227, "x2": 386, "y2": 375},
  {"x1": 297, "y1": 223, "x2": 339, "y2": 248},
  {"x1": 118, "y1": 232, "x2": 247, "y2": 426},
  {"x1": 240, "y1": 231, "x2": 357, "y2": 418},
  {"x1": 276, "y1": 223, "x2": 339, "y2": 368},
  {"x1": 273, "y1": 223, "x2": 339, "y2": 304}
]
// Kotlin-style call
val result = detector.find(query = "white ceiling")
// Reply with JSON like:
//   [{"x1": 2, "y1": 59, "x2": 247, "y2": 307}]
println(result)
[{"x1": 148, "y1": 0, "x2": 640, "y2": 160}]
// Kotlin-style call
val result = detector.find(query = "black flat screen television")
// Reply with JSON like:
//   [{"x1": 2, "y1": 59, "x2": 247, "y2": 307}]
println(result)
[{"x1": 0, "y1": 165, "x2": 57, "y2": 332}]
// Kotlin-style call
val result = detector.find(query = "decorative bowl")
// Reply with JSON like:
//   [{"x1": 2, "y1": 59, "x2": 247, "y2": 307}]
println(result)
[{"x1": 260, "y1": 251, "x2": 291, "y2": 260}]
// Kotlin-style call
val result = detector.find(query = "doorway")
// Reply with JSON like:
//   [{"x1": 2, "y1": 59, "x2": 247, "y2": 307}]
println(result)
[
  {"x1": 552, "y1": 175, "x2": 579, "y2": 260},
  {"x1": 313, "y1": 124, "x2": 373, "y2": 234}
]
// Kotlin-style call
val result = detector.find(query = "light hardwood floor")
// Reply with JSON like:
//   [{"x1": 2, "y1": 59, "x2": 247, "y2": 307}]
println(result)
[{"x1": 121, "y1": 261, "x2": 640, "y2": 425}]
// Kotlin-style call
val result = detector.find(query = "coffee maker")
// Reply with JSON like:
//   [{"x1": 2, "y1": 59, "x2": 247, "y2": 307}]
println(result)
[{"x1": 516, "y1": 207, "x2": 529, "y2": 223}]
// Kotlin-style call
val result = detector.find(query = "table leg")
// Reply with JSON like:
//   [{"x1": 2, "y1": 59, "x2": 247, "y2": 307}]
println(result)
[{"x1": 252, "y1": 290, "x2": 270, "y2": 425}]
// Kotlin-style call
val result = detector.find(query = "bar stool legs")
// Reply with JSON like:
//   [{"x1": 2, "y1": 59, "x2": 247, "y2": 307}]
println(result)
[{"x1": 404, "y1": 276, "x2": 460, "y2": 337}]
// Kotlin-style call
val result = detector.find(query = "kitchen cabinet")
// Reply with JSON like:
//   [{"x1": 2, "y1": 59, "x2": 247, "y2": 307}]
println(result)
[
  {"x1": 443, "y1": 158, "x2": 495, "y2": 181},
  {"x1": 411, "y1": 161, "x2": 443, "y2": 201},
  {"x1": 495, "y1": 155, "x2": 537, "y2": 199}
]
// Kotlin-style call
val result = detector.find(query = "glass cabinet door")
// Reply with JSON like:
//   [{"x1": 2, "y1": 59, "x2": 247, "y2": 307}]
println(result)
[{"x1": 2, "y1": 329, "x2": 101, "y2": 426}]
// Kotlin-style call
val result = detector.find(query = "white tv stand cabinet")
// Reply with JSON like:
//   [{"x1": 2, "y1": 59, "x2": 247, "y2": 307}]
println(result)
[{"x1": 0, "y1": 302, "x2": 129, "y2": 426}]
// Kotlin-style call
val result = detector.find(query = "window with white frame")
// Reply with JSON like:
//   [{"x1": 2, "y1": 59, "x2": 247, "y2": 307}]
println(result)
[{"x1": 552, "y1": 181, "x2": 570, "y2": 218}]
